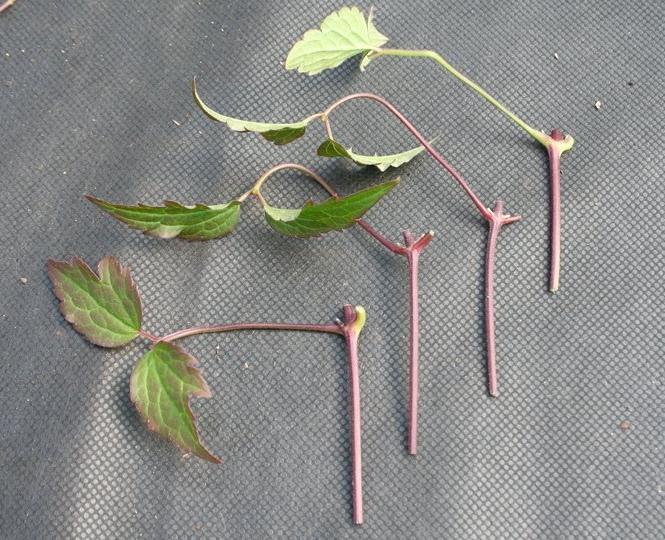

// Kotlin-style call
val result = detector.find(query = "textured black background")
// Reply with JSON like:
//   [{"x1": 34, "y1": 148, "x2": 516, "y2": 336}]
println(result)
[{"x1": 1, "y1": 1, "x2": 664, "y2": 538}]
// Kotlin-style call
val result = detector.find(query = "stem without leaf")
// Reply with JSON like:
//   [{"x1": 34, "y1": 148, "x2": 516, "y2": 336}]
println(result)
[
  {"x1": 341, "y1": 305, "x2": 365, "y2": 525},
  {"x1": 402, "y1": 231, "x2": 434, "y2": 454},
  {"x1": 547, "y1": 129, "x2": 565, "y2": 293},
  {"x1": 141, "y1": 306, "x2": 366, "y2": 526},
  {"x1": 485, "y1": 202, "x2": 503, "y2": 397}
]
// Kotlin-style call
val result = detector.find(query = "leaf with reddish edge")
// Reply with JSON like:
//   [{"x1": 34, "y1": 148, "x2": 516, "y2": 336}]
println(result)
[
  {"x1": 47, "y1": 256, "x2": 142, "y2": 347},
  {"x1": 86, "y1": 196, "x2": 241, "y2": 241},
  {"x1": 130, "y1": 341, "x2": 221, "y2": 463}
]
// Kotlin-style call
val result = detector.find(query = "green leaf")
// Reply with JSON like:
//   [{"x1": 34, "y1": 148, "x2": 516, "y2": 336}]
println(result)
[
  {"x1": 193, "y1": 79, "x2": 311, "y2": 145},
  {"x1": 317, "y1": 138, "x2": 428, "y2": 172},
  {"x1": 264, "y1": 179, "x2": 398, "y2": 238},
  {"x1": 130, "y1": 341, "x2": 221, "y2": 463},
  {"x1": 285, "y1": 6, "x2": 388, "y2": 75},
  {"x1": 87, "y1": 196, "x2": 241, "y2": 241},
  {"x1": 48, "y1": 256, "x2": 142, "y2": 347}
]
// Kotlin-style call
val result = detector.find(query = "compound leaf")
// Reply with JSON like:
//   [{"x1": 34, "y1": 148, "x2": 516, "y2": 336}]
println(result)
[
  {"x1": 87, "y1": 196, "x2": 241, "y2": 241},
  {"x1": 317, "y1": 138, "x2": 428, "y2": 172},
  {"x1": 130, "y1": 341, "x2": 221, "y2": 463},
  {"x1": 48, "y1": 256, "x2": 142, "y2": 347},
  {"x1": 193, "y1": 79, "x2": 311, "y2": 145},
  {"x1": 264, "y1": 179, "x2": 398, "y2": 237},
  {"x1": 285, "y1": 6, "x2": 388, "y2": 75}
]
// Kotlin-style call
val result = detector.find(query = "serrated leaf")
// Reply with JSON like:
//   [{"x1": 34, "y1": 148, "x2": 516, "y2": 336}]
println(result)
[
  {"x1": 87, "y1": 196, "x2": 241, "y2": 241},
  {"x1": 130, "y1": 341, "x2": 221, "y2": 463},
  {"x1": 264, "y1": 179, "x2": 398, "y2": 237},
  {"x1": 193, "y1": 79, "x2": 310, "y2": 145},
  {"x1": 48, "y1": 256, "x2": 142, "y2": 347},
  {"x1": 285, "y1": 6, "x2": 388, "y2": 75},
  {"x1": 317, "y1": 138, "x2": 428, "y2": 172}
]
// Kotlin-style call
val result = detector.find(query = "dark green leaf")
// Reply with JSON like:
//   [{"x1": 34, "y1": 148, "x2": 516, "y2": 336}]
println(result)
[
  {"x1": 193, "y1": 79, "x2": 310, "y2": 145},
  {"x1": 317, "y1": 139, "x2": 352, "y2": 159},
  {"x1": 285, "y1": 6, "x2": 388, "y2": 75},
  {"x1": 260, "y1": 126, "x2": 307, "y2": 145},
  {"x1": 317, "y1": 138, "x2": 428, "y2": 171},
  {"x1": 48, "y1": 256, "x2": 142, "y2": 347},
  {"x1": 264, "y1": 179, "x2": 398, "y2": 237},
  {"x1": 130, "y1": 341, "x2": 221, "y2": 463},
  {"x1": 87, "y1": 196, "x2": 241, "y2": 241}
]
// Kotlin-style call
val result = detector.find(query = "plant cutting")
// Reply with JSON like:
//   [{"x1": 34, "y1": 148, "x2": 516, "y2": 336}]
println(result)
[
  {"x1": 88, "y1": 161, "x2": 435, "y2": 454},
  {"x1": 191, "y1": 86, "x2": 519, "y2": 451},
  {"x1": 48, "y1": 255, "x2": 368, "y2": 525},
  {"x1": 284, "y1": 5, "x2": 575, "y2": 293}
]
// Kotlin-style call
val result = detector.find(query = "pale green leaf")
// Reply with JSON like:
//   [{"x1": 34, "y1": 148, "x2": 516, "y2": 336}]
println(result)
[
  {"x1": 87, "y1": 196, "x2": 241, "y2": 241},
  {"x1": 264, "y1": 179, "x2": 398, "y2": 237},
  {"x1": 130, "y1": 342, "x2": 221, "y2": 463},
  {"x1": 48, "y1": 256, "x2": 142, "y2": 347},
  {"x1": 285, "y1": 6, "x2": 388, "y2": 75},
  {"x1": 317, "y1": 138, "x2": 428, "y2": 171},
  {"x1": 193, "y1": 79, "x2": 311, "y2": 145}
]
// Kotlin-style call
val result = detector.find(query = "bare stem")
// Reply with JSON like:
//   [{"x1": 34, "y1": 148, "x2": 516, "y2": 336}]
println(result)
[
  {"x1": 322, "y1": 92, "x2": 493, "y2": 221},
  {"x1": 547, "y1": 129, "x2": 564, "y2": 293},
  {"x1": 484, "y1": 201, "x2": 519, "y2": 397},
  {"x1": 341, "y1": 305, "x2": 365, "y2": 525},
  {"x1": 485, "y1": 202, "x2": 503, "y2": 397}
]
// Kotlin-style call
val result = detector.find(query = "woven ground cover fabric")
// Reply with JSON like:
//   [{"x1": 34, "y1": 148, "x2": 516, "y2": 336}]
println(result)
[{"x1": 1, "y1": 0, "x2": 664, "y2": 538}]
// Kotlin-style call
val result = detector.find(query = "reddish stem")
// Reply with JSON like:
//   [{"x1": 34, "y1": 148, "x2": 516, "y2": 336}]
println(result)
[
  {"x1": 157, "y1": 321, "x2": 343, "y2": 342},
  {"x1": 360, "y1": 225, "x2": 434, "y2": 454},
  {"x1": 485, "y1": 201, "x2": 503, "y2": 397},
  {"x1": 548, "y1": 129, "x2": 564, "y2": 293},
  {"x1": 341, "y1": 305, "x2": 364, "y2": 525}
]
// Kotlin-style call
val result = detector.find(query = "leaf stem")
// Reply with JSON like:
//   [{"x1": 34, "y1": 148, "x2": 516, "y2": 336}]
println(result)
[
  {"x1": 159, "y1": 321, "x2": 344, "y2": 343},
  {"x1": 322, "y1": 92, "x2": 494, "y2": 221},
  {"x1": 251, "y1": 162, "x2": 339, "y2": 200},
  {"x1": 368, "y1": 48, "x2": 549, "y2": 146}
]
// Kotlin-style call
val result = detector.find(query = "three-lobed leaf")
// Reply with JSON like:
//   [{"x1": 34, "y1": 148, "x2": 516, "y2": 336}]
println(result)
[
  {"x1": 285, "y1": 6, "x2": 388, "y2": 75},
  {"x1": 264, "y1": 179, "x2": 399, "y2": 237},
  {"x1": 48, "y1": 256, "x2": 142, "y2": 347},
  {"x1": 130, "y1": 341, "x2": 221, "y2": 463},
  {"x1": 317, "y1": 139, "x2": 428, "y2": 172},
  {"x1": 193, "y1": 79, "x2": 311, "y2": 145},
  {"x1": 87, "y1": 196, "x2": 241, "y2": 241}
]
